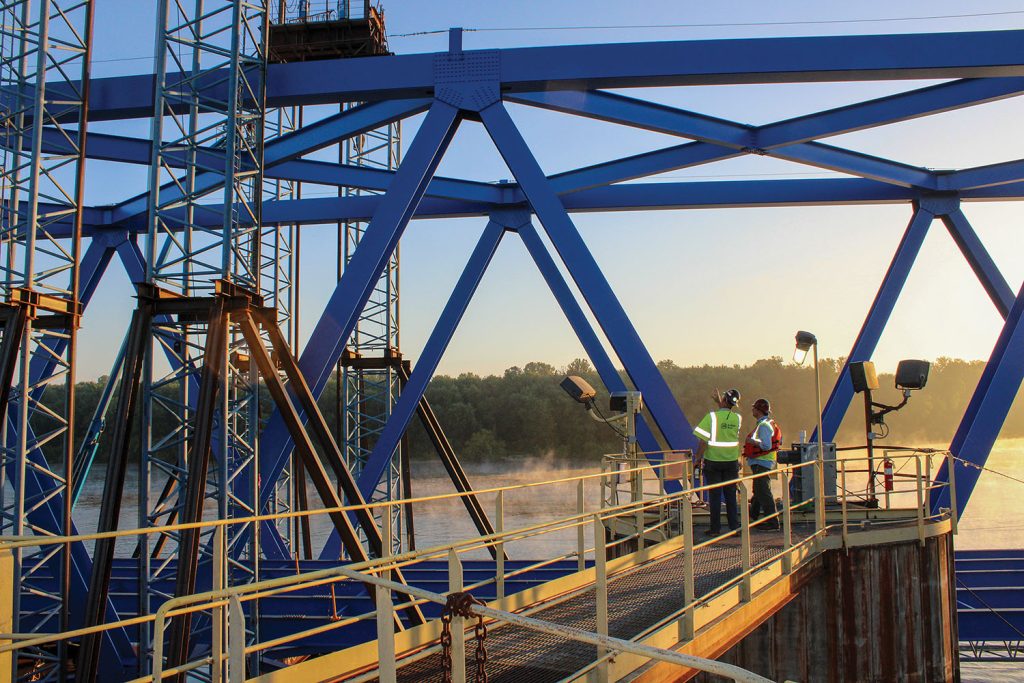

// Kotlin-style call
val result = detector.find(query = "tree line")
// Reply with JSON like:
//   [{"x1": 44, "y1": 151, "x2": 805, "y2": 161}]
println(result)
[{"x1": 60, "y1": 355, "x2": 1009, "y2": 466}]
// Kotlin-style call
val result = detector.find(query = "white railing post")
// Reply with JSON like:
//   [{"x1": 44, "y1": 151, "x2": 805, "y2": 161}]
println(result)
[
  {"x1": 495, "y1": 491, "x2": 505, "y2": 600},
  {"x1": 228, "y1": 595, "x2": 246, "y2": 683},
  {"x1": 594, "y1": 514, "x2": 609, "y2": 683},
  {"x1": 680, "y1": 497, "x2": 695, "y2": 640},
  {"x1": 780, "y1": 468, "x2": 792, "y2": 574},
  {"x1": 840, "y1": 460, "x2": 849, "y2": 550},
  {"x1": 636, "y1": 500, "x2": 645, "y2": 554},
  {"x1": 448, "y1": 549, "x2": 466, "y2": 683},
  {"x1": 1, "y1": 547, "x2": 13, "y2": 682},
  {"x1": 947, "y1": 451, "x2": 959, "y2": 535},
  {"x1": 382, "y1": 503, "x2": 394, "y2": 582},
  {"x1": 915, "y1": 456, "x2": 926, "y2": 547},
  {"x1": 927, "y1": 452, "x2": 935, "y2": 512},
  {"x1": 814, "y1": 458, "x2": 825, "y2": 536},
  {"x1": 152, "y1": 610, "x2": 166, "y2": 682},
  {"x1": 738, "y1": 480, "x2": 751, "y2": 602},
  {"x1": 577, "y1": 480, "x2": 586, "y2": 573},
  {"x1": 600, "y1": 462, "x2": 608, "y2": 509},
  {"x1": 212, "y1": 526, "x2": 227, "y2": 683},
  {"x1": 376, "y1": 583, "x2": 396, "y2": 683}
]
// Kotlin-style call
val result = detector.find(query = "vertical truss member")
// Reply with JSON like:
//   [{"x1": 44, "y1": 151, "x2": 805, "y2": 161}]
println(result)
[
  {"x1": 140, "y1": 0, "x2": 269, "y2": 676},
  {"x1": 0, "y1": 0, "x2": 93, "y2": 678}
]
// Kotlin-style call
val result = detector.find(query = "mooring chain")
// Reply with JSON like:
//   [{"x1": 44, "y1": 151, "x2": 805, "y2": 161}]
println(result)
[{"x1": 440, "y1": 591, "x2": 488, "y2": 683}]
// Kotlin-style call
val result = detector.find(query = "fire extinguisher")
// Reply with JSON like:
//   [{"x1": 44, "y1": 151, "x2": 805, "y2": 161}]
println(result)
[{"x1": 883, "y1": 458, "x2": 894, "y2": 492}]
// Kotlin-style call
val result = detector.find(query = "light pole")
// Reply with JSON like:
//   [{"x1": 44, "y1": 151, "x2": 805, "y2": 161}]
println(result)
[{"x1": 794, "y1": 331, "x2": 825, "y2": 531}]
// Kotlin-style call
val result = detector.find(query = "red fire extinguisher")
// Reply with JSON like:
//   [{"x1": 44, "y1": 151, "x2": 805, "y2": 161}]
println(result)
[{"x1": 883, "y1": 458, "x2": 894, "y2": 492}]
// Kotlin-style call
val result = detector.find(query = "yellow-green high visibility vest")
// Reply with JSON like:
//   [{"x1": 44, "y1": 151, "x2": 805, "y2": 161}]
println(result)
[{"x1": 693, "y1": 409, "x2": 741, "y2": 462}]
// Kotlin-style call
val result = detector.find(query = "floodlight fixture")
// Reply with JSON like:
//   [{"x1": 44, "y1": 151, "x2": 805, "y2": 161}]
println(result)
[
  {"x1": 560, "y1": 375, "x2": 597, "y2": 407},
  {"x1": 895, "y1": 359, "x2": 930, "y2": 392},
  {"x1": 793, "y1": 330, "x2": 817, "y2": 365}
]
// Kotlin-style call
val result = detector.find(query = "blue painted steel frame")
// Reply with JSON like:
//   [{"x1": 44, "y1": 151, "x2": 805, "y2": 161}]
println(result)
[{"x1": 5, "y1": 29, "x2": 1024, "y2": 625}]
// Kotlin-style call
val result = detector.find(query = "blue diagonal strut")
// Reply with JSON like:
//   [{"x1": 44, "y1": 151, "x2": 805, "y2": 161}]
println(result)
[
  {"x1": 941, "y1": 208, "x2": 1015, "y2": 318},
  {"x1": 818, "y1": 207, "x2": 935, "y2": 442},
  {"x1": 516, "y1": 220, "x2": 674, "y2": 488},
  {"x1": 480, "y1": 101, "x2": 696, "y2": 455},
  {"x1": 321, "y1": 220, "x2": 507, "y2": 559},
  {"x1": 932, "y1": 277, "x2": 1024, "y2": 516}
]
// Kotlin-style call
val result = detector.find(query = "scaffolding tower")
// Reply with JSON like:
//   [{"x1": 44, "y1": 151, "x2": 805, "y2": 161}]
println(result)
[{"x1": 0, "y1": 0, "x2": 92, "y2": 678}]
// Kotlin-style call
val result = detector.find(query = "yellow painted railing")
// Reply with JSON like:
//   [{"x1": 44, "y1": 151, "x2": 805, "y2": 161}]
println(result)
[{"x1": 0, "y1": 449, "x2": 956, "y2": 682}]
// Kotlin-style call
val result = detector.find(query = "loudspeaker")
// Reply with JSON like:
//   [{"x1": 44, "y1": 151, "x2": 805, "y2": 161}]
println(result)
[{"x1": 849, "y1": 361, "x2": 879, "y2": 393}]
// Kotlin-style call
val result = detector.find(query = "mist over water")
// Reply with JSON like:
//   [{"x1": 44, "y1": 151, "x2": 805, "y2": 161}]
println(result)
[{"x1": 71, "y1": 440, "x2": 1024, "y2": 557}]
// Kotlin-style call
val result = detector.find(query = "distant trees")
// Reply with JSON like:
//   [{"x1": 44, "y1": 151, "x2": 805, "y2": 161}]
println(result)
[{"x1": 49, "y1": 355, "x2": 1019, "y2": 467}]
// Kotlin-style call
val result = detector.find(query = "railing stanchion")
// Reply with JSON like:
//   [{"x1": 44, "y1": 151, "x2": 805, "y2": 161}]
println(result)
[
  {"x1": 915, "y1": 457, "x2": 925, "y2": 547},
  {"x1": 637, "y1": 500, "x2": 645, "y2": 554},
  {"x1": 840, "y1": 460, "x2": 849, "y2": 550},
  {"x1": 577, "y1": 480, "x2": 586, "y2": 573},
  {"x1": 681, "y1": 497, "x2": 695, "y2": 640},
  {"x1": 376, "y1": 583, "x2": 396, "y2": 683},
  {"x1": 738, "y1": 480, "x2": 751, "y2": 602},
  {"x1": 496, "y1": 491, "x2": 505, "y2": 600},
  {"x1": 1, "y1": 547, "x2": 14, "y2": 681},
  {"x1": 212, "y1": 526, "x2": 227, "y2": 682},
  {"x1": 884, "y1": 450, "x2": 892, "y2": 510},
  {"x1": 814, "y1": 457, "x2": 825, "y2": 537},
  {"x1": 925, "y1": 452, "x2": 933, "y2": 512},
  {"x1": 449, "y1": 549, "x2": 466, "y2": 683},
  {"x1": 947, "y1": 451, "x2": 959, "y2": 535},
  {"x1": 594, "y1": 514, "x2": 609, "y2": 683},
  {"x1": 382, "y1": 504, "x2": 393, "y2": 579},
  {"x1": 781, "y1": 467, "x2": 792, "y2": 574},
  {"x1": 228, "y1": 595, "x2": 246, "y2": 683},
  {"x1": 600, "y1": 462, "x2": 607, "y2": 510}
]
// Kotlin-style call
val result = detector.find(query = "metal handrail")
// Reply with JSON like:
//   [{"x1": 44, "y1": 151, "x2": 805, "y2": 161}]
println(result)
[{"x1": 0, "y1": 451, "x2": 956, "y2": 682}]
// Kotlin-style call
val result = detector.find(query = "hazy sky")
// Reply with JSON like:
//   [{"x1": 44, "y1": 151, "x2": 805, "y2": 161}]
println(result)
[{"x1": 75, "y1": 1, "x2": 1024, "y2": 380}]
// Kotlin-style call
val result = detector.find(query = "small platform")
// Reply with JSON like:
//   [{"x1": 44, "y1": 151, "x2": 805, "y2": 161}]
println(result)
[{"x1": 268, "y1": 7, "x2": 389, "y2": 63}]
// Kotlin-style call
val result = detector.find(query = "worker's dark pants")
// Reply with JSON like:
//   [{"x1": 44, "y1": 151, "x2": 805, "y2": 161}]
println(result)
[
  {"x1": 749, "y1": 464, "x2": 779, "y2": 529},
  {"x1": 704, "y1": 459, "x2": 739, "y2": 533}
]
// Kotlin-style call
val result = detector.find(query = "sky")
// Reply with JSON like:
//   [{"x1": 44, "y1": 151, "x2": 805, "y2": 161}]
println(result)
[{"x1": 74, "y1": 0, "x2": 1024, "y2": 381}]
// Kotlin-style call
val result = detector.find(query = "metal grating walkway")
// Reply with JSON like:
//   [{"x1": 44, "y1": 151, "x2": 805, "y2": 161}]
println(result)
[{"x1": 388, "y1": 527, "x2": 810, "y2": 682}]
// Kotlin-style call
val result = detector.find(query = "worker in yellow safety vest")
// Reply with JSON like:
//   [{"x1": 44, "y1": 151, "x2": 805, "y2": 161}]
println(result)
[{"x1": 693, "y1": 388, "x2": 742, "y2": 537}]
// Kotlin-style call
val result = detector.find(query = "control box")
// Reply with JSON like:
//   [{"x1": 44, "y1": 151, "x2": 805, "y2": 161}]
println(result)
[{"x1": 778, "y1": 441, "x2": 837, "y2": 505}]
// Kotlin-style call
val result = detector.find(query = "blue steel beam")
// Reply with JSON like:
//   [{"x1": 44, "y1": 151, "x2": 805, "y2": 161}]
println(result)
[
  {"x1": 480, "y1": 101, "x2": 696, "y2": 452},
  {"x1": 932, "y1": 277, "x2": 1024, "y2": 517},
  {"x1": 255, "y1": 102, "x2": 461, "y2": 532},
  {"x1": 755, "y1": 77, "x2": 1024, "y2": 148},
  {"x1": 110, "y1": 98, "x2": 431, "y2": 223},
  {"x1": 818, "y1": 207, "x2": 934, "y2": 441},
  {"x1": 88, "y1": 180, "x2": 1024, "y2": 234},
  {"x1": 25, "y1": 30, "x2": 1024, "y2": 120},
  {"x1": 18, "y1": 123, "x2": 500, "y2": 203},
  {"x1": 544, "y1": 77, "x2": 1024, "y2": 195},
  {"x1": 509, "y1": 90, "x2": 938, "y2": 188},
  {"x1": 42, "y1": 179, "x2": 1024, "y2": 241},
  {"x1": 941, "y1": 158, "x2": 1024, "y2": 191},
  {"x1": 941, "y1": 208, "x2": 1015, "y2": 318},
  {"x1": 515, "y1": 220, "x2": 669, "y2": 472},
  {"x1": 322, "y1": 220, "x2": 507, "y2": 559},
  {"x1": 549, "y1": 141, "x2": 739, "y2": 195}
]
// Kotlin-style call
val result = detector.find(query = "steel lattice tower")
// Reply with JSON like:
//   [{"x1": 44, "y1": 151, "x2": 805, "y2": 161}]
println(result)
[
  {"x1": 138, "y1": 0, "x2": 269, "y2": 672},
  {"x1": 0, "y1": 0, "x2": 92, "y2": 678}
]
